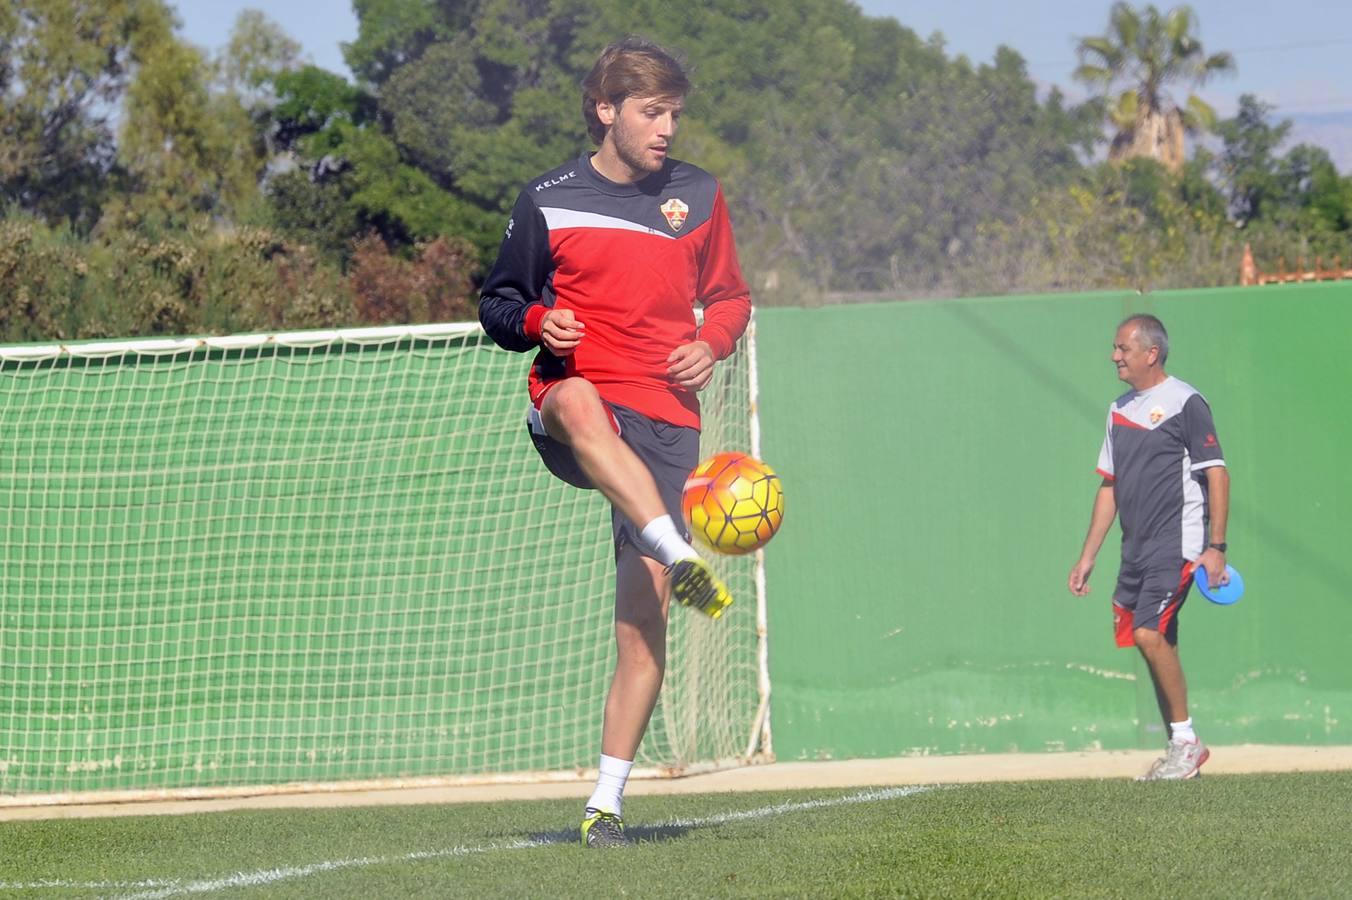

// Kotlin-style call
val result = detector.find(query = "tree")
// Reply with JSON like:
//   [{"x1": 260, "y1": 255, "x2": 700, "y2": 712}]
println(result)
[
  {"x1": 724, "y1": 20, "x2": 1097, "y2": 294},
  {"x1": 1177, "y1": 148, "x2": 1228, "y2": 220},
  {"x1": 1275, "y1": 144, "x2": 1352, "y2": 234},
  {"x1": 1, "y1": 0, "x2": 177, "y2": 227},
  {"x1": 219, "y1": 8, "x2": 302, "y2": 102},
  {"x1": 377, "y1": 31, "x2": 582, "y2": 255},
  {"x1": 217, "y1": 5, "x2": 304, "y2": 161},
  {"x1": 263, "y1": 64, "x2": 475, "y2": 261},
  {"x1": 1215, "y1": 94, "x2": 1290, "y2": 226},
  {"x1": 1075, "y1": 2, "x2": 1234, "y2": 173},
  {"x1": 343, "y1": 0, "x2": 472, "y2": 87},
  {"x1": 110, "y1": 33, "x2": 263, "y2": 231}
]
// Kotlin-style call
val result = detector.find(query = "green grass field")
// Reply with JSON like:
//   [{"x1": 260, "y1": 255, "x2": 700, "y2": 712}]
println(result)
[{"x1": 3, "y1": 772, "x2": 1349, "y2": 898}]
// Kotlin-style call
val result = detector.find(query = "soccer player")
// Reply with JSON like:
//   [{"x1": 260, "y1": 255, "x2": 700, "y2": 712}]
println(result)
[
  {"x1": 478, "y1": 38, "x2": 752, "y2": 846},
  {"x1": 1068, "y1": 314, "x2": 1230, "y2": 780}
]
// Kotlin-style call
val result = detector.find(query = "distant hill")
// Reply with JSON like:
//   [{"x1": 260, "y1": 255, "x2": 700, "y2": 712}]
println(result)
[{"x1": 1288, "y1": 110, "x2": 1352, "y2": 172}]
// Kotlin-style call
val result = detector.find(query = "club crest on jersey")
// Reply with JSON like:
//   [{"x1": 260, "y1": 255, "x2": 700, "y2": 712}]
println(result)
[
  {"x1": 660, "y1": 198, "x2": 689, "y2": 231},
  {"x1": 1149, "y1": 406, "x2": 1165, "y2": 425}
]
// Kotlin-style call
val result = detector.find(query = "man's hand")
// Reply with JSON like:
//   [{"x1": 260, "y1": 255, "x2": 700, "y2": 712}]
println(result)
[
  {"x1": 1197, "y1": 547, "x2": 1228, "y2": 589},
  {"x1": 540, "y1": 308, "x2": 584, "y2": 356},
  {"x1": 1068, "y1": 557, "x2": 1095, "y2": 596},
  {"x1": 667, "y1": 340, "x2": 716, "y2": 390}
]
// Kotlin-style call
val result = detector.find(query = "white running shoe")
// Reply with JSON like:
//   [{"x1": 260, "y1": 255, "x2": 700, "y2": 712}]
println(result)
[{"x1": 1139, "y1": 738, "x2": 1209, "y2": 780}]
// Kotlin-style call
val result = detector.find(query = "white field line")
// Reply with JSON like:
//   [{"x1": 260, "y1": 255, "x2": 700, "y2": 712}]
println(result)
[{"x1": 0, "y1": 786, "x2": 936, "y2": 899}]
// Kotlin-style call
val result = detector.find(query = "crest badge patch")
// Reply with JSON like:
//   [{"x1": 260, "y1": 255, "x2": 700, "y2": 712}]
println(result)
[
  {"x1": 1149, "y1": 406, "x2": 1165, "y2": 425},
  {"x1": 660, "y1": 198, "x2": 689, "y2": 231}
]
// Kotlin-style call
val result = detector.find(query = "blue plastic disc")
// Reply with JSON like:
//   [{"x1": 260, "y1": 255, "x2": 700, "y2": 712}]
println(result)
[{"x1": 1194, "y1": 564, "x2": 1244, "y2": 605}]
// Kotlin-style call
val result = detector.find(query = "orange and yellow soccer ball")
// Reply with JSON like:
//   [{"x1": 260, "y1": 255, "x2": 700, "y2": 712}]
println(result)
[{"x1": 681, "y1": 452, "x2": 785, "y2": 555}]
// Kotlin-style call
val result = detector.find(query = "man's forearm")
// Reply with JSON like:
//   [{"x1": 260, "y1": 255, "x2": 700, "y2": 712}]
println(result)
[
  {"x1": 1080, "y1": 483, "x2": 1117, "y2": 559},
  {"x1": 1206, "y1": 466, "x2": 1230, "y2": 544}
]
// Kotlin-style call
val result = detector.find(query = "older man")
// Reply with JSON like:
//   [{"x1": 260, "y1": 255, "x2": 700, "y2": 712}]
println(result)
[{"x1": 1069, "y1": 314, "x2": 1230, "y2": 780}]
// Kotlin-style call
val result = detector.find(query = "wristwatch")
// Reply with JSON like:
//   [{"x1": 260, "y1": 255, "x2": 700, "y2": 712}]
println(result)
[{"x1": 1208, "y1": 542, "x2": 1227, "y2": 552}]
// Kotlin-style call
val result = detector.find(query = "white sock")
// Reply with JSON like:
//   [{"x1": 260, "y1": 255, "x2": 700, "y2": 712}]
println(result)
[
  {"x1": 586, "y1": 754, "x2": 633, "y2": 815},
  {"x1": 1170, "y1": 718, "x2": 1197, "y2": 743},
  {"x1": 638, "y1": 515, "x2": 697, "y2": 567}
]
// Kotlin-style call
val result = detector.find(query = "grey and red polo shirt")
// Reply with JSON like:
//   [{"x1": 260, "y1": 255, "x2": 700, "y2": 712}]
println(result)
[
  {"x1": 1096, "y1": 376, "x2": 1226, "y2": 564},
  {"x1": 478, "y1": 153, "x2": 752, "y2": 430}
]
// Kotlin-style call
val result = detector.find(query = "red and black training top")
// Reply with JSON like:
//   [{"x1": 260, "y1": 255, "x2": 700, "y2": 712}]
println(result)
[{"x1": 478, "y1": 153, "x2": 752, "y2": 430}]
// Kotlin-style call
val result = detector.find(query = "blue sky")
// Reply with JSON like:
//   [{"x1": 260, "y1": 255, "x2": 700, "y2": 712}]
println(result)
[
  {"x1": 856, "y1": 1, "x2": 1352, "y2": 115},
  {"x1": 175, "y1": 1, "x2": 356, "y2": 76},
  {"x1": 174, "y1": 0, "x2": 1352, "y2": 165}
]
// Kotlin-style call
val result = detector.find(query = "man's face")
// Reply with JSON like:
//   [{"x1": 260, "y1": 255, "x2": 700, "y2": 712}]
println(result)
[
  {"x1": 1112, "y1": 323, "x2": 1156, "y2": 388},
  {"x1": 598, "y1": 95, "x2": 682, "y2": 179}
]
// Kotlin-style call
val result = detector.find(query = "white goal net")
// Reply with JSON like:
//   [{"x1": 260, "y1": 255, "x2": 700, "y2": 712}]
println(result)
[{"x1": 0, "y1": 319, "x2": 769, "y2": 804}]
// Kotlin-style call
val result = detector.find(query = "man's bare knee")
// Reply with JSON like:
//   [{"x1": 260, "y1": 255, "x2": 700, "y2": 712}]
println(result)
[
  {"x1": 1134, "y1": 626, "x2": 1173, "y2": 650},
  {"x1": 543, "y1": 379, "x2": 606, "y2": 441}
]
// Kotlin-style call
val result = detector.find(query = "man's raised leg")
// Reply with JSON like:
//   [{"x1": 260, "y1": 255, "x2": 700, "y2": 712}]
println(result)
[
  {"x1": 541, "y1": 379, "x2": 669, "y2": 530},
  {"x1": 540, "y1": 378, "x2": 730, "y2": 617}
]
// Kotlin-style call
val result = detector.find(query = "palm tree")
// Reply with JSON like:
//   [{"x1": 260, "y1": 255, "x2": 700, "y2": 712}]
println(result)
[{"x1": 1075, "y1": 3, "x2": 1235, "y2": 173}]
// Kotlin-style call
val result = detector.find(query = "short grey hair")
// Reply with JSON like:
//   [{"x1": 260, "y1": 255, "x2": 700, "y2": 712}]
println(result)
[{"x1": 1120, "y1": 314, "x2": 1169, "y2": 365}]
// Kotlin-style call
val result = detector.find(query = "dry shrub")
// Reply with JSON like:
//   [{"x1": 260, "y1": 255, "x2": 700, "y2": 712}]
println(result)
[
  {"x1": 0, "y1": 218, "x2": 87, "y2": 341},
  {"x1": 347, "y1": 233, "x2": 478, "y2": 325}
]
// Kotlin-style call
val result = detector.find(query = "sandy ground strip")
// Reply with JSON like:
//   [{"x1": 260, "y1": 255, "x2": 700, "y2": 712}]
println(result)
[{"x1": 3, "y1": 744, "x2": 1351, "y2": 822}]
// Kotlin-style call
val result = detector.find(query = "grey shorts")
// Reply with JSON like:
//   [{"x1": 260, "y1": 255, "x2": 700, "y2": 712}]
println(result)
[
  {"x1": 527, "y1": 400, "x2": 697, "y2": 560},
  {"x1": 1112, "y1": 557, "x2": 1194, "y2": 647}
]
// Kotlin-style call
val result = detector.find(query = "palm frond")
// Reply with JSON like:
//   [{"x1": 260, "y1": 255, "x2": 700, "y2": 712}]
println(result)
[
  {"x1": 1109, "y1": 2, "x2": 1142, "y2": 51},
  {"x1": 1203, "y1": 51, "x2": 1236, "y2": 74},
  {"x1": 1076, "y1": 36, "x2": 1122, "y2": 70},
  {"x1": 1073, "y1": 63, "x2": 1114, "y2": 88},
  {"x1": 1109, "y1": 89, "x2": 1139, "y2": 129},
  {"x1": 1165, "y1": 5, "x2": 1197, "y2": 43},
  {"x1": 1182, "y1": 93, "x2": 1218, "y2": 131}
]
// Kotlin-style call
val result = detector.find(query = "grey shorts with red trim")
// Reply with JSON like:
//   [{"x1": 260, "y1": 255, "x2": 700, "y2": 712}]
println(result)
[
  {"x1": 1111, "y1": 557, "x2": 1196, "y2": 647},
  {"x1": 526, "y1": 397, "x2": 697, "y2": 560}
]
